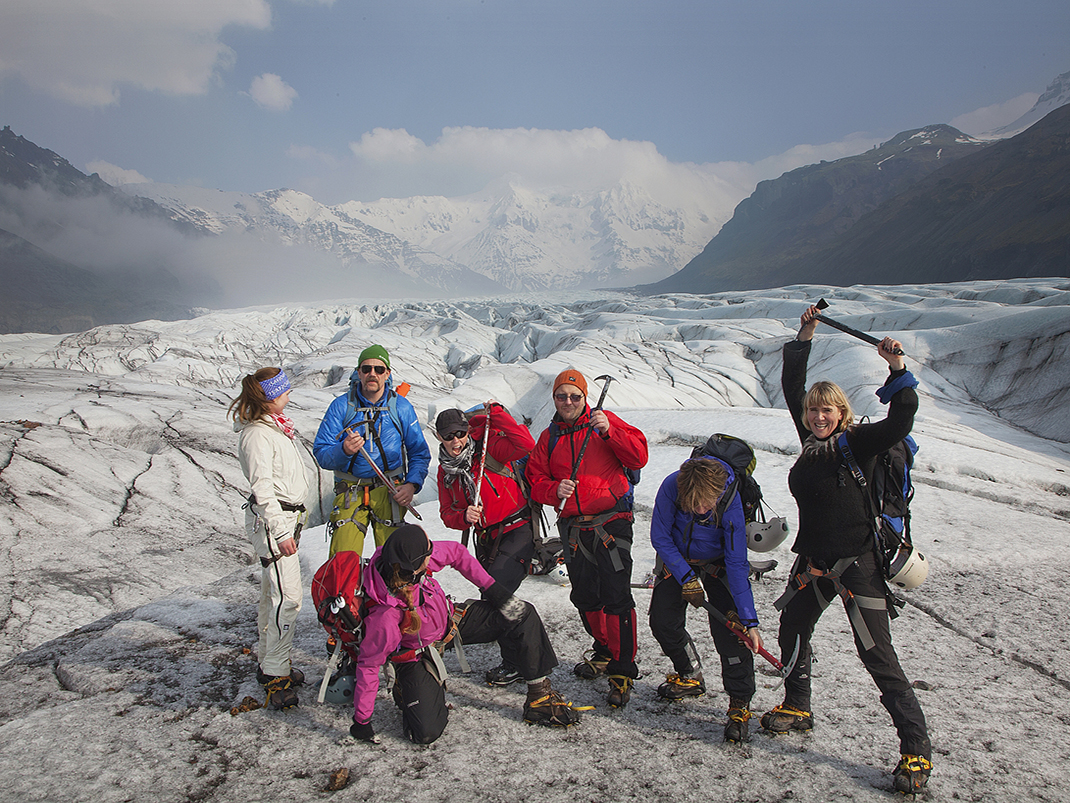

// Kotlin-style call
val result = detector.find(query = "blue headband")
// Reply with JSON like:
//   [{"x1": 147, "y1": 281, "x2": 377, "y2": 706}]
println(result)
[{"x1": 258, "y1": 371, "x2": 292, "y2": 401}]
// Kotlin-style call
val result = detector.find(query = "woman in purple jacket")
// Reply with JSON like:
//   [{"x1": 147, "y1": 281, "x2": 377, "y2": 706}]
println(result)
[
  {"x1": 348, "y1": 525, "x2": 581, "y2": 744},
  {"x1": 648, "y1": 456, "x2": 762, "y2": 743}
]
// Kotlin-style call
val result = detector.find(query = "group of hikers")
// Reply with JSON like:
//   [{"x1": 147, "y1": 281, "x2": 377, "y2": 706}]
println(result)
[{"x1": 228, "y1": 305, "x2": 933, "y2": 795}]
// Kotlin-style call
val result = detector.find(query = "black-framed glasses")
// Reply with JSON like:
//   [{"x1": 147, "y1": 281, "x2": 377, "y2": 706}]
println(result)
[
  {"x1": 360, "y1": 364, "x2": 388, "y2": 375},
  {"x1": 554, "y1": 393, "x2": 584, "y2": 403},
  {"x1": 442, "y1": 431, "x2": 467, "y2": 441}
]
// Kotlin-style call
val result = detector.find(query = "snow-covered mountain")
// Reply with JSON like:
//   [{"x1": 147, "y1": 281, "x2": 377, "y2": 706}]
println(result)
[
  {"x1": 984, "y1": 69, "x2": 1070, "y2": 138},
  {"x1": 2, "y1": 281, "x2": 1070, "y2": 801},
  {"x1": 129, "y1": 176, "x2": 728, "y2": 294}
]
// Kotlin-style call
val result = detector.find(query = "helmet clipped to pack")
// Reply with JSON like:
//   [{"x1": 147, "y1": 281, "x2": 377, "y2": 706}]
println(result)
[
  {"x1": 323, "y1": 669, "x2": 356, "y2": 705},
  {"x1": 886, "y1": 544, "x2": 929, "y2": 590},
  {"x1": 746, "y1": 517, "x2": 789, "y2": 552}
]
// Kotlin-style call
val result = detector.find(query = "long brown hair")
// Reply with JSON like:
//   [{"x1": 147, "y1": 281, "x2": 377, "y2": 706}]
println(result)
[{"x1": 228, "y1": 367, "x2": 281, "y2": 424}]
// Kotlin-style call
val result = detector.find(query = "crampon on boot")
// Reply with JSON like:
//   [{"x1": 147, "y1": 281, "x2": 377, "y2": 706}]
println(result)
[
  {"x1": 893, "y1": 754, "x2": 932, "y2": 795},
  {"x1": 657, "y1": 671, "x2": 705, "y2": 701},
  {"x1": 607, "y1": 675, "x2": 633, "y2": 709},
  {"x1": 261, "y1": 675, "x2": 299, "y2": 710},
  {"x1": 760, "y1": 703, "x2": 813, "y2": 733},
  {"x1": 523, "y1": 680, "x2": 586, "y2": 727},
  {"x1": 573, "y1": 650, "x2": 610, "y2": 679},
  {"x1": 724, "y1": 700, "x2": 753, "y2": 743},
  {"x1": 257, "y1": 666, "x2": 304, "y2": 687}
]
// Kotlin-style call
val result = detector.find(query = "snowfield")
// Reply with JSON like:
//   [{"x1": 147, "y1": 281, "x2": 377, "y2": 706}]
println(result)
[{"x1": 1, "y1": 279, "x2": 1069, "y2": 802}]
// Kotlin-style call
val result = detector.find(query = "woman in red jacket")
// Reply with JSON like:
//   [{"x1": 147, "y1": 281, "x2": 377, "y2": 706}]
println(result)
[
  {"x1": 525, "y1": 369, "x2": 649, "y2": 709},
  {"x1": 436, "y1": 402, "x2": 538, "y2": 686}
]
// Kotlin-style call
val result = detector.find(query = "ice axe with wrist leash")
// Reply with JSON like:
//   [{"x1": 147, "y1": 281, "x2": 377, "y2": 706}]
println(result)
[
  {"x1": 813, "y1": 298, "x2": 904, "y2": 356},
  {"x1": 556, "y1": 374, "x2": 614, "y2": 513}
]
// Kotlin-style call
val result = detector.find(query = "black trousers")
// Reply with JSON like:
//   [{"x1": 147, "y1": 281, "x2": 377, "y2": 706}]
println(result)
[
  {"x1": 648, "y1": 571, "x2": 756, "y2": 703},
  {"x1": 476, "y1": 520, "x2": 535, "y2": 595},
  {"x1": 561, "y1": 516, "x2": 638, "y2": 677},
  {"x1": 777, "y1": 550, "x2": 931, "y2": 757},
  {"x1": 393, "y1": 599, "x2": 558, "y2": 744}
]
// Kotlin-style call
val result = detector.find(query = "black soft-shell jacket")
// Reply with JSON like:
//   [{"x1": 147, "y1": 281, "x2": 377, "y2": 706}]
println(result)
[{"x1": 782, "y1": 339, "x2": 918, "y2": 565}]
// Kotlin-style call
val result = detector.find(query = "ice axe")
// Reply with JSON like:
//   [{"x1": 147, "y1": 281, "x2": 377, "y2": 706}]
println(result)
[
  {"x1": 340, "y1": 425, "x2": 423, "y2": 521},
  {"x1": 556, "y1": 374, "x2": 614, "y2": 513},
  {"x1": 700, "y1": 600, "x2": 801, "y2": 689},
  {"x1": 813, "y1": 299, "x2": 904, "y2": 356}
]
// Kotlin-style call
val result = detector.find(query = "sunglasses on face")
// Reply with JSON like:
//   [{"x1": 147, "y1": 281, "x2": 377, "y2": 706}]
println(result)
[
  {"x1": 554, "y1": 393, "x2": 584, "y2": 403},
  {"x1": 442, "y1": 431, "x2": 468, "y2": 442},
  {"x1": 360, "y1": 364, "x2": 388, "y2": 375}
]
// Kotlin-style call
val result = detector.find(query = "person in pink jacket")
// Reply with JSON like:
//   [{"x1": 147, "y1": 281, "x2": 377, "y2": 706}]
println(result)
[{"x1": 348, "y1": 524, "x2": 582, "y2": 744}]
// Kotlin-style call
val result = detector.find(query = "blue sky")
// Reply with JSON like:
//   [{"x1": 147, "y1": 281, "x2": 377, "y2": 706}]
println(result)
[{"x1": 1, "y1": 0, "x2": 1068, "y2": 205}]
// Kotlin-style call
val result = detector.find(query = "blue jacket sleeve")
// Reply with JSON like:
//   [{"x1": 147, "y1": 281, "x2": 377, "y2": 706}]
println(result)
[
  {"x1": 397, "y1": 397, "x2": 431, "y2": 491},
  {"x1": 649, "y1": 472, "x2": 697, "y2": 584},
  {"x1": 312, "y1": 394, "x2": 353, "y2": 473},
  {"x1": 720, "y1": 489, "x2": 758, "y2": 627}
]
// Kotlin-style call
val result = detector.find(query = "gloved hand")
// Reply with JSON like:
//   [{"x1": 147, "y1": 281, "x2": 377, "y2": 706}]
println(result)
[
  {"x1": 350, "y1": 719, "x2": 381, "y2": 744},
  {"x1": 482, "y1": 581, "x2": 526, "y2": 622},
  {"x1": 681, "y1": 577, "x2": 705, "y2": 608}
]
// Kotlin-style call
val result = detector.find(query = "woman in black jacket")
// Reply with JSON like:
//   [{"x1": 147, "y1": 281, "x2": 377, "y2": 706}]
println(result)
[{"x1": 762, "y1": 304, "x2": 932, "y2": 795}]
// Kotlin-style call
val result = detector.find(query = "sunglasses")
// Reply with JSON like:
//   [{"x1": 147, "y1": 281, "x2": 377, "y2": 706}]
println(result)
[
  {"x1": 554, "y1": 393, "x2": 584, "y2": 403},
  {"x1": 442, "y1": 431, "x2": 467, "y2": 441},
  {"x1": 360, "y1": 364, "x2": 388, "y2": 375}
]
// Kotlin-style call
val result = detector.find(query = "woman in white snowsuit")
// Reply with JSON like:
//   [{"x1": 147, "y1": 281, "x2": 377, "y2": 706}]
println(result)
[
  {"x1": 231, "y1": 367, "x2": 311, "y2": 710},
  {"x1": 763, "y1": 305, "x2": 932, "y2": 794}
]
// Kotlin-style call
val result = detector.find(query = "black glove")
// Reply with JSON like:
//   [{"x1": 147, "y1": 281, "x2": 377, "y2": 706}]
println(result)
[
  {"x1": 350, "y1": 719, "x2": 380, "y2": 744},
  {"x1": 482, "y1": 581, "x2": 525, "y2": 622}
]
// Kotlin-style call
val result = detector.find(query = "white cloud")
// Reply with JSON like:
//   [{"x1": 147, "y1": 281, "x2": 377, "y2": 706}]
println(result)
[
  {"x1": 0, "y1": 0, "x2": 272, "y2": 107},
  {"x1": 950, "y1": 93, "x2": 1039, "y2": 136},
  {"x1": 86, "y1": 161, "x2": 151, "y2": 186},
  {"x1": 249, "y1": 73, "x2": 298, "y2": 112}
]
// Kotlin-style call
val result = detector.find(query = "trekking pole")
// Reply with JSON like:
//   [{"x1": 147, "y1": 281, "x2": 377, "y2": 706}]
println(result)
[
  {"x1": 813, "y1": 299, "x2": 904, "y2": 356},
  {"x1": 341, "y1": 425, "x2": 423, "y2": 521},
  {"x1": 556, "y1": 374, "x2": 614, "y2": 513}
]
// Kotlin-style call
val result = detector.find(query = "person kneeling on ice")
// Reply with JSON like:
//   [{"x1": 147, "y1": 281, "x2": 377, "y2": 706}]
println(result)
[
  {"x1": 648, "y1": 457, "x2": 763, "y2": 743},
  {"x1": 347, "y1": 524, "x2": 581, "y2": 744}
]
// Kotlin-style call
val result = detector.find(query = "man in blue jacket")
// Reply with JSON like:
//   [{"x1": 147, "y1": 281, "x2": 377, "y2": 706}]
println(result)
[
  {"x1": 313, "y1": 345, "x2": 431, "y2": 556},
  {"x1": 648, "y1": 456, "x2": 763, "y2": 743}
]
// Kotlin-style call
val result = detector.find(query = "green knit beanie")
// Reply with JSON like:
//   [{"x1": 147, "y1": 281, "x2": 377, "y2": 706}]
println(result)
[{"x1": 358, "y1": 344, "x2": 391, "y2": 369}]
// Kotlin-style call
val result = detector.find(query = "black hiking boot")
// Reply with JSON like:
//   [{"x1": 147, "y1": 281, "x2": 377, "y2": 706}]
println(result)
[
  {"x1": 485, "y1": 663, "x2": 524, "y2": 686},
  {"x1": 760, "y1": 703, "x2": 813, "y2": 733},
  {"x1": 724, "y1": 698, "x2": 753, "y2": 743},
  {"x1": 573, "y1": 650, "x2": 610, "y2": 680},
  {"x1": 260, "y1": 675, "x2": 299, "y2": 710},
  {"x1": 523, "y1": 679, "x2": 583, "y2": 727},
  {"x1": 656, "y1": 671, "x2": 705, "y2": 701},
  {"x1": 893, "y1": 754, "x2": 932, "y2": 795},
  {"x1": 257, "y1": 666, "x2": 304, "y2": 687},
  {"x1": 607, "y1": 675, "x2": 633, "y2": 709}
]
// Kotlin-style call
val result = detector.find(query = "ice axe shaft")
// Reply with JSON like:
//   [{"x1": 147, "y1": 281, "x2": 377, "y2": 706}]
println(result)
[
  {"x1": 813, "y1": 298, "x2": 904, "y2": 356},
  {"x1": 699, "y1": 600, "x2": 800, "y2": 686},
  {"x1": 340, "y1": 425, "x2": 423, "y2": 521},
  {"x1": 556, "y1": 374, "x2": 614, "y2": 513}
]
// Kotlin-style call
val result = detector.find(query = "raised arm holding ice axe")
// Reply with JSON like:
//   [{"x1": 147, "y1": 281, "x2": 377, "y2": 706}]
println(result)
[{"x1": 555, "y1": 375, "x2": 614, "y2": 512}]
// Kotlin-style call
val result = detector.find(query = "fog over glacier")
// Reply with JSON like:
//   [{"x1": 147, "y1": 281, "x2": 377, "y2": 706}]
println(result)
[{"x1": 1, "y1": 280, "x2": 1069, "y2": 802}]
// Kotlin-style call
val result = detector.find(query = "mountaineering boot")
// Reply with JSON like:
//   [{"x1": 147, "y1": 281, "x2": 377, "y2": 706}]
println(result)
[
  {"x1": 573, "y1": 650, "x2": 611, "y2": 679},
  {"x1": 760, "y1": 703, "x2": 813, "y2": 733},
  {"x1": 261, "y1": 675, "x2": 299, "y2": 710},
  {"x1": 485, "y1": 662, "x2": 524, "y2": 686},
  {"x1": 893, "y1": 755, "x2": 932, "y2": 795},
  {"x1": 607, "y1": 675, "x2": 633, "y2": 709},
  {"x1": 523, "y1": 679, "x2": 583, "y2": 727},
  {"x1": 724, "y1": 698, "x2": 753, "y2": 743},
  {"x1": 258, "y1": 666, "x2": 304, "y2": 687},
  {"x1": 657, "y1": 671, "x2": 705, "y2": 701}
]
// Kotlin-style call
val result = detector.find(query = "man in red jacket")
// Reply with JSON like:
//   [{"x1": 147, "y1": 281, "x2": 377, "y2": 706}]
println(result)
[{"x1": 525, "y1": 369, "x2": 649, "y2": 708}]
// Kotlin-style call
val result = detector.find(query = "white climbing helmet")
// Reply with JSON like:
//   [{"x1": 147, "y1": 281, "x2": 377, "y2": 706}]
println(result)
[
  {"x1": 746, "y1": 517, "x2": 789, "y2": 552},
  {"x1": 887, "y1": 545, "x2": 929, "y2": 590},
  {"x1": 547, "y1": 562, "x2": 569, "y2": 586},
  {"x1": 323, "y1": 671, "x2": 356, "y2": 705}
]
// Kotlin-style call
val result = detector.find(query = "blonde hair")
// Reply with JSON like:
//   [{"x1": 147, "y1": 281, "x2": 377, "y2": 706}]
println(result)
[
  {"x1": 676, "y1": 458, "x2": 729, "y2": 516},
  {"x1": 228, "y1": 367, "x2": 281, "y2": 424},
  {"x1": 802, "y1": 381, "x2": 854, "y2": 433}
]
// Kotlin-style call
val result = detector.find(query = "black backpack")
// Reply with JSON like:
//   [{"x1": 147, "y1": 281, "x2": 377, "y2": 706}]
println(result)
[{"x1": 690, "y1": 433, "x2": 764, "y2": 523}]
